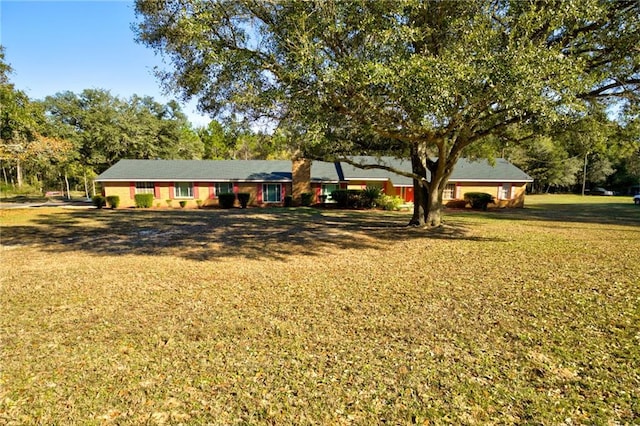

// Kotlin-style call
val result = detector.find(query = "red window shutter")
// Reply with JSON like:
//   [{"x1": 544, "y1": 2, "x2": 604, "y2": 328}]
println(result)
[
  {"x1": 281, "y1": 184, "x2": 286, "y2": 201},
  {"x1": 257, "y1": 184, "x2": 263, "y2": 203},
  {"x1": 154, "y1": 183, "x2": 160, "y2": 199},
  {"x1": 193, "y1": 183, "x2": 199, "y2": 199},
  {"x1": 233, "y1": 183, "x2": 238, "y2": 194},
  {"x1": 169, "y1": 183, "x2": 174, "y2": 199},
  {"x1": 209, "y1": 183, "x2": 214, "y2": 199},
  {"x1": 129, "y1": 182, "x2": 135, "y2": 199}
]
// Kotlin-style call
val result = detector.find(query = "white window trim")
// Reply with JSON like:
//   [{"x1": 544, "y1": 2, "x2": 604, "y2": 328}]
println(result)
[
  {"x1": 443, "y1": 183, "x2": 456, "y2": 200},
  {"x1": 499, "y1": 183, "x2": 512, "y2": 200},
  {"x1": 174, "y1": 182, "x2": 194, "y2": 199},
  {"x1": 135, "y1": 182, "x2": 155, "y2": 195},
  {"x1": 213, "y1": 182, "x2": 234, "y2": 198},
  {"x1": 262, "y1": 183, "x2": 282, "y2": 203}
]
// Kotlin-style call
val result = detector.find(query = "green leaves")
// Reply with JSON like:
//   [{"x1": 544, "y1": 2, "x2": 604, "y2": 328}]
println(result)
[
  {"x1": 42, "y1": 90, "x2": 204, "y2": 172},
  {"x1": 136, "y1": 0, "x2": 638, "y2": 152}
]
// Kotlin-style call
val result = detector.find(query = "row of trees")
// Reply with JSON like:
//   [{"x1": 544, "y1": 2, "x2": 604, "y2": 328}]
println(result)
[
  {"x1": 0, "y1": 47, "x2": 289, "y2": 196},
  {"x1": 503, "y1": 111, "x2": 640, "y2": 194}
]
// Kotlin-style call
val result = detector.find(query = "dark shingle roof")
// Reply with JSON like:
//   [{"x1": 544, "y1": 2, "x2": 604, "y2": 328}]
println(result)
[
  {"x1": 451, "y1": 158, "x2": 533, "y2": 182},
  {"x1": 340, "y1": 156, "x2": 413, "y2": 186},
  {"x1": 341, "y1": 156, "x2": 532, "y2": 185},
  {"x1": 96, "y1": 157, "x2": 532, "y2": 184},
  {"x1": 96, "y1": 160, "x2": 290, "y2": 181},
  {"x1": 96, "y1": 159, "x2": 342, "y2": 182},
  {"x1": 310, "y1": 161, "x2": 342, "y2": 182}
]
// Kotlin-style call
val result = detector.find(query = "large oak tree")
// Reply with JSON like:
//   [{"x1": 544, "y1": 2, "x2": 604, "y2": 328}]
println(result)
[{"x1": 135, "y1": 0, "x2": 639, "y2": 226}]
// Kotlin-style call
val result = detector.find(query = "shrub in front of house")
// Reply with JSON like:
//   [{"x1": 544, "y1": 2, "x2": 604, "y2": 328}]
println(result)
[
  {"x1": 361, "y1": 186, "x2": 382, "y2": 208},
  {"x1": 378, "y1": 194, "x2": 403, "y2": 211},
  {"x1": 196, "y1": 199, "x2": 203, "y2": 208},
  {"x1": 92, "y1": 195, "x2": 106, "y2": 209},
  {"x1": 330, "y1": 190, "x2": 349, "y2": 208},
  {"x1": 284, "y1": 195, "x2": 293, "y2": 207},
  {"x1": 300, "y1": 192, "x2": 314, "y2": 206},
  {"x1": 106, "y1": 195, "x2": 120, "y2": 209},
  {"x1": 331, "y1": 189, "x2": 363, "y2": 208},
  {"x1": 445, "y1": 199, "x2": 467, "y2": 209},
  {"x1": 179, "y1": 200, "x2": 187, "y2": 208},
  {"x1": 237, "y1": 193, "x2": 250, "y2": 208},
  {"x1": 166, "y1": 199, "x2": 173, "y2": 207},
  {"x1": 134, "y1": 193, "x2": 154, "y2": 208},
  {"x1": 464, "y1": 192, "x2": 493, "y2": 210},
  {"x1": 218, "y1": 193, "x2": 236, "y2": 209}
]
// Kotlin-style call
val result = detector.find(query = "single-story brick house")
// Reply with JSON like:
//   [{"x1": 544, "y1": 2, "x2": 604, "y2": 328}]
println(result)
[{"x1": 95, "y1": 157, "x2": 533, "y2": 208}]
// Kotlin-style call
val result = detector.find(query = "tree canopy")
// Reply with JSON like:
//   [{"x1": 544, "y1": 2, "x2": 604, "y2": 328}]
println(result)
[
  {"x1": 1, "y1": 46, "x2": 72, "y2": 189},
  {"x1": 1, "y1": 44, "x2": 294, "y2": 196},
  {"x1": 135, "y1": 0, "x2": 640, "y2": 226},
  {"x1": 42, "y1": 89, "x2": 205, "y2": 172}
]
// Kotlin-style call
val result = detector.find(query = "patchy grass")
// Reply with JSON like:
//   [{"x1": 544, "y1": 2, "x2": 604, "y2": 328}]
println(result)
[{"x1": 1, "y1": 196, "x2": 639, "y2": 424}]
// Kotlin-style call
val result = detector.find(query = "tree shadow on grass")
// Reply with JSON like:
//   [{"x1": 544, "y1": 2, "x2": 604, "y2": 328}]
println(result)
[
  {"x1": 1, "y1": 208, "x2": 503, "y2": 261},
  {"x1": 449, "y1": 201, "x2": 640, "y2": 228}
]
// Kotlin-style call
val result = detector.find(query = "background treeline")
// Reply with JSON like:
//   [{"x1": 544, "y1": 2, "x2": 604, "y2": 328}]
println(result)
[
  {"x1": 499, "y1": 110, "x2": 640, "y2": 195},
  {"x1": 0, "y1": 48, "x2": 289, "y2": 197},
  {"x1": 1, "y1": 47, "x2": 638, "y2": 197}
]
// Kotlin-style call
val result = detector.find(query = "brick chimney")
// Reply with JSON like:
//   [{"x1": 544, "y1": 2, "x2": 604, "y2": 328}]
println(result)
[{"x1": 292, "y1": 157, "x2": 312, "y2": 205}]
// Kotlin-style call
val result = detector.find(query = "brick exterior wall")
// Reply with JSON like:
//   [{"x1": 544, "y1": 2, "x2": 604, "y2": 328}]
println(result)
[{"x1": 292, "y1": 158, "x2": 312, "y2": 205}]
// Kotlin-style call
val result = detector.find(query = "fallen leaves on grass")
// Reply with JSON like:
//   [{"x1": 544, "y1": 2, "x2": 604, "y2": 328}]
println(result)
[{"x1": 1, "y1": 201, "x2": 639, "y2": 424}]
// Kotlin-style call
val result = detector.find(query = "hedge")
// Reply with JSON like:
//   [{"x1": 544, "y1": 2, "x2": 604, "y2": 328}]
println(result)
[
  {"x1": 106, "y1": 195, "x2": 120, "y2": 209},
  {"x1": 237, "y1": 193, "x2": 250, "y2": 208},
  {"x1": 134, "y1": 193, "x2": 154, "y2": 208},
  {"x1": 300, "y1": 192, "x2": 314, "y2": 206},
  {"x1": 464, "y1": 192, "x2": 493, "y2": 210},
  {"x1": 330, "y1": 189, "x2": 363, "y2": 208},
  {"x1": 92, "y1": 195, "x2": 106, "y2": 209},
  {"x1": 218, "y1": 193, "x2": 236, "y2": 209}
]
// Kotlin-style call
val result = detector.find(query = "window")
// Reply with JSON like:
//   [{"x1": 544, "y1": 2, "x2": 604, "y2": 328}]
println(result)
[
  {"x1": 174, "y1": 182, "x2": 193, "y2": 198},
  {"x1": 443, "y1": 183, "x2": 456, "y2": 200},
  {"x1": 262, "y1": 183, "x2": 281, "y2": 203},
  {"x1": 213, "y1": 182, "x2": 234, "y2": 197},
  {"x1": 499, "y1": 183, "x2": 511, "y2": 200},
  {"x1": 135, "y1": 182, "x2": 155, "y2": 194}
]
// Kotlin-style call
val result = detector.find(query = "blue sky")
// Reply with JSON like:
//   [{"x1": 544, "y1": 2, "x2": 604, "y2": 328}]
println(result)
[{"x1": 0, "y1": 0, "x2": 210, "y2": 126}]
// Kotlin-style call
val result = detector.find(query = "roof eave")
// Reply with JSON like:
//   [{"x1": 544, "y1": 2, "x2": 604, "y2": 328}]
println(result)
[
  {"x1": 451, "y1": 178, "x2": 534, "y2": 183},
  {"x1": 95, "y1": 178, "x2": 293, "y2": 183}
]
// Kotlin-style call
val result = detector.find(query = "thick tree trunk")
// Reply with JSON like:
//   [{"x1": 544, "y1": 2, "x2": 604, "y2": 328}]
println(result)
[
  {"x1": 410, "y1": 180, "x2": 429, "y2": 226},
  {"x1": 408, "y1": 148, "x2": 450, "y2": 228},
  {"x1": 409, "y1": 149, "x2": 429, "y2": 226},
  {"x1": 425, "y1": 179, "x2": 444, "y2": 227}
]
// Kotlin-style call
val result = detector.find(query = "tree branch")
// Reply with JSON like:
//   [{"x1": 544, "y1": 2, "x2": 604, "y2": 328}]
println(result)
[{"x1": 306, "y1": 154, "x2": 424, "y2": 182}]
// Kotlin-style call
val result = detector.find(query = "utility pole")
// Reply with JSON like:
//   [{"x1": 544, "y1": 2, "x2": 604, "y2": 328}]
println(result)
[{"x1": 581, "y1": 151, "x2": 589, "y2": 196}]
